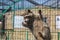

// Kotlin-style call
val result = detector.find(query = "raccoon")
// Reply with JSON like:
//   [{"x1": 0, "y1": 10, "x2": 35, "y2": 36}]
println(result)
[{"x1": 22, "y1": 10, "x2": 51, "y2": 40}]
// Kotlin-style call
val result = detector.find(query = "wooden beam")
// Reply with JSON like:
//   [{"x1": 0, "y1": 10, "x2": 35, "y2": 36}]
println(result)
[
  {"x1": 42, "y1": 0, "x2": 51, "y2": 5},
  {"x1": 26, "y1": 0, "x2": 41, "y2": 6},
  {"x1": 9, "y1": 0, "x2": 15, "y2": 3},
  {"x1": 0, "y1": 2, "x2": 9, "y2": 6}
]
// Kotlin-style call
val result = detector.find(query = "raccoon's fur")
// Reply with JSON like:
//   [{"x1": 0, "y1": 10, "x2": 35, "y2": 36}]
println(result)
[{"x1": 22, "y1": 10, "x2": 51, "y2": 40}]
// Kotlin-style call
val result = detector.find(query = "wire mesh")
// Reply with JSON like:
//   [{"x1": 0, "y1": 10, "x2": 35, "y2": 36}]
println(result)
[{"x1": 0, "y1": 0, "x2": 60, "y2": 40}]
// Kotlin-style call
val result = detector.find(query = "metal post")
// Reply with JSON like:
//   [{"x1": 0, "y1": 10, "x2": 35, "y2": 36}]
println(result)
[
  {"x1": 7, "y1": 31, "x2": 9, "y2": 40},
  {"x1": 58, "y1": 32, "x2": 60, "y2": 40},
  {"x1": 26, "y1": 31, "x2": 28, "y2": 40},
  {"x1": 13, "y1": 2, "x2": 15, "y2": 30}
]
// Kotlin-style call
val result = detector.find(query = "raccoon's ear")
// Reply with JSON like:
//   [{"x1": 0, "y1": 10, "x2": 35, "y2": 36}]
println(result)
[
  {"x1": 38, "y1": 10, "x2": 43, "y2": 20},
  {"x1": 25, "y1": 9, "x2": 32, "y2": 14},
  {"x1": 27, "y1": 9, "x2": 32, "y2": 13}
]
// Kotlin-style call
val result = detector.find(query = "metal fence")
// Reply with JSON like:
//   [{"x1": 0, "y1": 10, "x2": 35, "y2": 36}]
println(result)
[
  {"x1": 0, "y1": 30, "x2": 59, "y2": 40},
  {"x1": 0, "y1": 0, "x2": 60, "y2": 40},
  {"x1": 0, "y1": 30, "x2": 35, "y2": 40}
]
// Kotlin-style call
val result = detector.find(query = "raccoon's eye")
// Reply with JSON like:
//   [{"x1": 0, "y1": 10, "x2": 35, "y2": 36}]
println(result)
[
  {"x1": 24, "y1": 16, "x2": 29, "y2": 19},
  {"x1": 25, "y1": 19, "x2": 29, "y2": 21}
]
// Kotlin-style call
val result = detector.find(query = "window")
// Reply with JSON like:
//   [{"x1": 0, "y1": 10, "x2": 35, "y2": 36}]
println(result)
[
  {"x1": 56, "y1": 16, "x2": 60, "y2": 29},
  {"x1": 14, "y1": 16, "x2": 24, "y2": 28}
]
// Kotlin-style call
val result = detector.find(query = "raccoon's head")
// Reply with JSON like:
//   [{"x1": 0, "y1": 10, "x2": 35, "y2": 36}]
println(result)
[
  {"x1": 22, "y1": 10, "x2": 35, "y2": 27},
  {"x1": 22, "y1": 10, "x2": 44, "y2": 27}
]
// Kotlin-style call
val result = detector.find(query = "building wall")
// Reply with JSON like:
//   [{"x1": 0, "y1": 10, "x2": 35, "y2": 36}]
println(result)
[{"x1": 5, "y1": 6, "x2": 60, "y2": 40}]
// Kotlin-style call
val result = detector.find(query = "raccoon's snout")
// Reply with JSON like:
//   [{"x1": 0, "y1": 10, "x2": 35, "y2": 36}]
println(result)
[
  {"x1": 22, "y1": 21, "x2": 28, "y2": 27},
  {"x1": 22, "y1": 21, "x2": 27, "y2": 25},
  {"x1": 22, "y1": 18, "x2": 29, "y2": 26}
]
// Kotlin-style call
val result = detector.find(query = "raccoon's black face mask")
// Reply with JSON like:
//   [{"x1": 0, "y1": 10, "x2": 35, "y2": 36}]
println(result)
[{"x1": 22, "y1": 13, "x2": 35, "y2": 27}]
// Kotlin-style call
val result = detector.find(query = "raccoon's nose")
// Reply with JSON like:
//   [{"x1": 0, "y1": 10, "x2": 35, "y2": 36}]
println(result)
[{"x1": 22, "y1": 21, "x2": 27, "y2": 26}]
